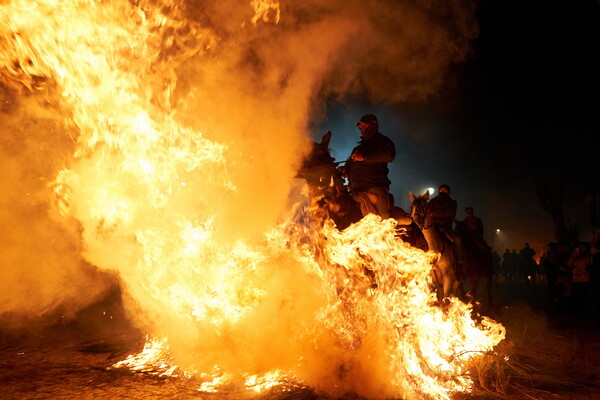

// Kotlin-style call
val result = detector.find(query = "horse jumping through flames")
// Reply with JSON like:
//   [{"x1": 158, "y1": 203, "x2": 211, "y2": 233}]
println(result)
[
  {"x1": 298, "y1": 131, "x2": 427, "y2": 250},
  {"x1": 408, "y1": 189, "x2": 461, "y2": 299},
  {"x1": 455, "y1": 220, "x2": 494, "y2": 306},
  {"x1": 298, "y1": 131, "x2": 496, "y2": 305}
]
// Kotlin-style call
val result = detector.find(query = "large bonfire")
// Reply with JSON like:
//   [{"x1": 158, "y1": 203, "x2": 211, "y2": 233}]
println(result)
[{"x1": 0, "y1": 0, "x2": 504, "y2": 399}]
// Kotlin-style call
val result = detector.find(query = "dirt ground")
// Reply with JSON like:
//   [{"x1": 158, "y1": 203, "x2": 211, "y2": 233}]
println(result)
[
  {"x1": 1, "y1": 280, "x2": 600, "y2": 400},
  {"x1": 475, "y1": 278, "x2": 600, "y2": 400}
]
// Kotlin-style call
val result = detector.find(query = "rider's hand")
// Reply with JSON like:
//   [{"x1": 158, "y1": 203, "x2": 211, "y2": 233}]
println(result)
[{"x1": 351, "y1": 151, "x2": 364, "y2": 162}]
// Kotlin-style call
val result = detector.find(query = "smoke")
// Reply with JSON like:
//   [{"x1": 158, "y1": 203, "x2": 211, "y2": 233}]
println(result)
[
  {"x1": 0, "y1": 89, "x2": 115, "y2": 326},
  {"x1": 0, "y1": 0, "x2": 481, "y2": 396},
  {"x1": 317, "y1": 0, "x2": 479, "y2": 104},
  {"x1": 172, "y1": 0, "x2": 478, "y2": 233}
]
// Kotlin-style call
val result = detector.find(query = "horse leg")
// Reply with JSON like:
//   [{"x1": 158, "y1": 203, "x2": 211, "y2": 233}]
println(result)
[
  {"x1": 445, "y1": 273, "x2": 458, "y2": 299},
  {"x1": 432, "y1": 267, "x2": 451, "y2": 300},
  {"x1": 444, "y1": 280, "x2": 451, "y2": 299},
  {"x1": 486, "y1": 273, "x2": 493, "y2": 307},
  {"x1": 453, "y1": 278, "x2": 465, "y2": 300},
  {"x1": 431, "y1": 268, "x2": 445, "y2": 301},
  {"x1": 470, "y1": 273, "x2": 479, "y2": 303}
]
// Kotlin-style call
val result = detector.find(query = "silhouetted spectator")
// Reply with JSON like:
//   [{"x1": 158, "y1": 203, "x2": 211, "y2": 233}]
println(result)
[
  {"x1": 567, "y1": 242, "x2": 592, "y2": 318},
  {"x1": 589, "y1": 233, "x2": 600, "y2": 323},
  {"x1": 504, "y1": 249, "x2": 519, "y2": 282},
  {"x1": 501, "y1": 249, "x2": 511, "y2": 281},
  {"x1": 492, "y1": 250, "x2": 501, "y2": 281},
  {"x1": 591, "y1": 192, "x2": 600, "y2": 233},
  {"x1": 518, "y1": 242, "x2": 538, "y2": 284},
  {"x1": 555, "y1": 242, "x2": 573, "y2": 307},
  {"x1": 540, "y1": 242, "x2": 561, "y2": 304}
]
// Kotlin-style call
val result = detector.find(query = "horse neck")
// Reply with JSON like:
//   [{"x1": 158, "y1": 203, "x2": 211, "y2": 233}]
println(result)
[
  {"x1": 329, "y1": 180, "x2": 362, "y2": 221},
  {"x1": 421, "y1": 225, "x2": 445, "y2": 253},
  {"x1": 412, "y1": 200, "x2": 441, "y2": 251},
  {"x1": 304, "y1": 165, "x2": 362, "y2": 230}
]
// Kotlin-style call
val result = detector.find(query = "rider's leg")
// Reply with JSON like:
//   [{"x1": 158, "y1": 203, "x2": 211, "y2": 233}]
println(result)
[
  {"x1": 449, "y1": 230, "x2": 467, "y2": 281},
  {"x1": 450, "y1": 231, "x2": 465, "y2": 261},
  {"x1": 367, "y1": 186, "x2": 391, "y2": 219}
]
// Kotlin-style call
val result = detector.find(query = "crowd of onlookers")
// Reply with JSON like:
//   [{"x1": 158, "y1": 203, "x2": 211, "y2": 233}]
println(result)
[{"x1": 491, "y1": 233, "x2": 600, "y2": 322}]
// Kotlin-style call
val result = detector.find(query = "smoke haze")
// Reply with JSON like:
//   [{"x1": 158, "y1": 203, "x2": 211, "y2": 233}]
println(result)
[
  {"x1": 0, "y1": 93, "x2": 115, "y2": 325},
  {"x1": 0, "y1": 0, "x2": 482, "y2": 396}
]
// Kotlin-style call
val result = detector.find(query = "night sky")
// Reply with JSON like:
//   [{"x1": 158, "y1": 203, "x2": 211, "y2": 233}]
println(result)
[{"x1": 313, "y1": 0, "x2": 599, "y2": 255}]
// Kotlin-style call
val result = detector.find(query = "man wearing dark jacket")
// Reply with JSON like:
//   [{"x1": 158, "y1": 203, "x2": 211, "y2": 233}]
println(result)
[
  {"x1": 460, "y1": 206, "x2": 487, "y2": 251},
  {"x1": 429, "y1": 184, "x2": 465, "y2": 268},
  {"x1": 342, "y1": 114, "x2": 396, "y2": 219},
  {"x1": 428, "y1": 184, "x2": 458, "y2": 231}
]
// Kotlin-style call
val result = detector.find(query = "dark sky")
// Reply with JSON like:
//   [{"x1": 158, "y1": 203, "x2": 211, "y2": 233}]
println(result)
[{"x1": 314, "y1": 0, "x2": 599, "y2": 254}]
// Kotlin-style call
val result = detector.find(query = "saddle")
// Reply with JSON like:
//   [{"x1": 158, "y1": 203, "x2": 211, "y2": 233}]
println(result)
[{"x1": 352, "y1": 192, "x2": 378, "y2": 217}]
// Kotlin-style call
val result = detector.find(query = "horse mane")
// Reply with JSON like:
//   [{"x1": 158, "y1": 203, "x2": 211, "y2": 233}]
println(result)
[{"x1": 298, "y1": 133, "x2": 363, "y2": 231}]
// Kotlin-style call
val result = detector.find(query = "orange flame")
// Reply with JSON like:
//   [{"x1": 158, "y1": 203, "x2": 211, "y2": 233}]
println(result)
[{"x1": 0, "y1": 1, "x2": 504, "y2": 399}]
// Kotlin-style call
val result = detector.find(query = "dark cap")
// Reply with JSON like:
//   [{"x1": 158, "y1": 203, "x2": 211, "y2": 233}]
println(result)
[
  {"x1": 438, "y1": 184, "x2": 451, "y2": 193},
  {"x1": 356, "y1": 114, "x2": 378, "y2": 126}
]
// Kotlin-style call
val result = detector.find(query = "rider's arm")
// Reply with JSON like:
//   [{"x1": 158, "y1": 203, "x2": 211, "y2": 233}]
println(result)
[
  {"x1": 365, "y1": 149, "x2": 394, "y2": 163},
  {"x1": 363, "y1": 136, "x2": 396, "y2": 163}
]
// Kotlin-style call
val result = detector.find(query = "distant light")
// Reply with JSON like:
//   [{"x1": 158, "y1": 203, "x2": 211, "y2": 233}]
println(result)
[
  {"x1": 427, "y1": 187, "x2": 435, "y2": 195},
  {"x1": 496, "y1": 228, "x2": 501, "y2": 234}
]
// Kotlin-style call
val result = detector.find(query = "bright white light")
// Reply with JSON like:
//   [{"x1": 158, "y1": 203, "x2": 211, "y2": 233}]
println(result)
[
  {"x1": 496, "y1": 228, "x2": 501, "y2": 234},
  {"x1": 427, "y1": 187, "x2": 435, "y2": 195}
]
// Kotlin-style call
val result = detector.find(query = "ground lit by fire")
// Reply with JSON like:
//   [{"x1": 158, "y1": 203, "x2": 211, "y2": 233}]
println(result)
[{"x1": 0, "y1": 0, "x2": 505, "y2": 399}]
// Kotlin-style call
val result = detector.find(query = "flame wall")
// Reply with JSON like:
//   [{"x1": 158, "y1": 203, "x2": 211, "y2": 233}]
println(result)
[{"x1": 0, "y1": 0, "x2": 490, "y2": 398}]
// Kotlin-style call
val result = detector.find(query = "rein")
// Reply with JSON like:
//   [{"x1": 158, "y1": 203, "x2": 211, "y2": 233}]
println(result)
[
  {"x1": 304, "y1": 160, "x2": 346, "y2": 170},
  {"x1": 299, "y1": 159, "x2": 347, "y2": 180}
]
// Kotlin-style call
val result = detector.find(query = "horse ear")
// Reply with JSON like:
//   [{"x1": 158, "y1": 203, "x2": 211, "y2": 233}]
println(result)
[
  {"x1": 409, "y1": 190, "x2": 415, "y2": 202},
  {"x1": 321, "y1": 130, "x2": 331, "y2": 147},
  {"x1": 424, "y1": 190, "x2": 430, "y2": 200}
]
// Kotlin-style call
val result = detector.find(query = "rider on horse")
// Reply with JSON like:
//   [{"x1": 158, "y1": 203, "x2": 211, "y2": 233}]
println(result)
[
  {"x1": 458, "y1": 206, "x2": 488, "y2": 251},
  {"x1": 337, "y1": 114, "x2": 396, "y2": 220},
  {"x1": 428, "y1": 184, "x2": 466, "y2": 271}
]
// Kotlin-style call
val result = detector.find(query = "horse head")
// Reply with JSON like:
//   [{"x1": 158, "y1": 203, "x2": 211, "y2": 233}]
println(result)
[
  {"x1": 408, "y1": 190, "x2": 432, "y2": 231},
  {"x1": 298, "y1": 131, "x2": 362, "y2": 230},
  {"x1": 298, "y1": 131, "x2": 343, "y2": 191}
]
